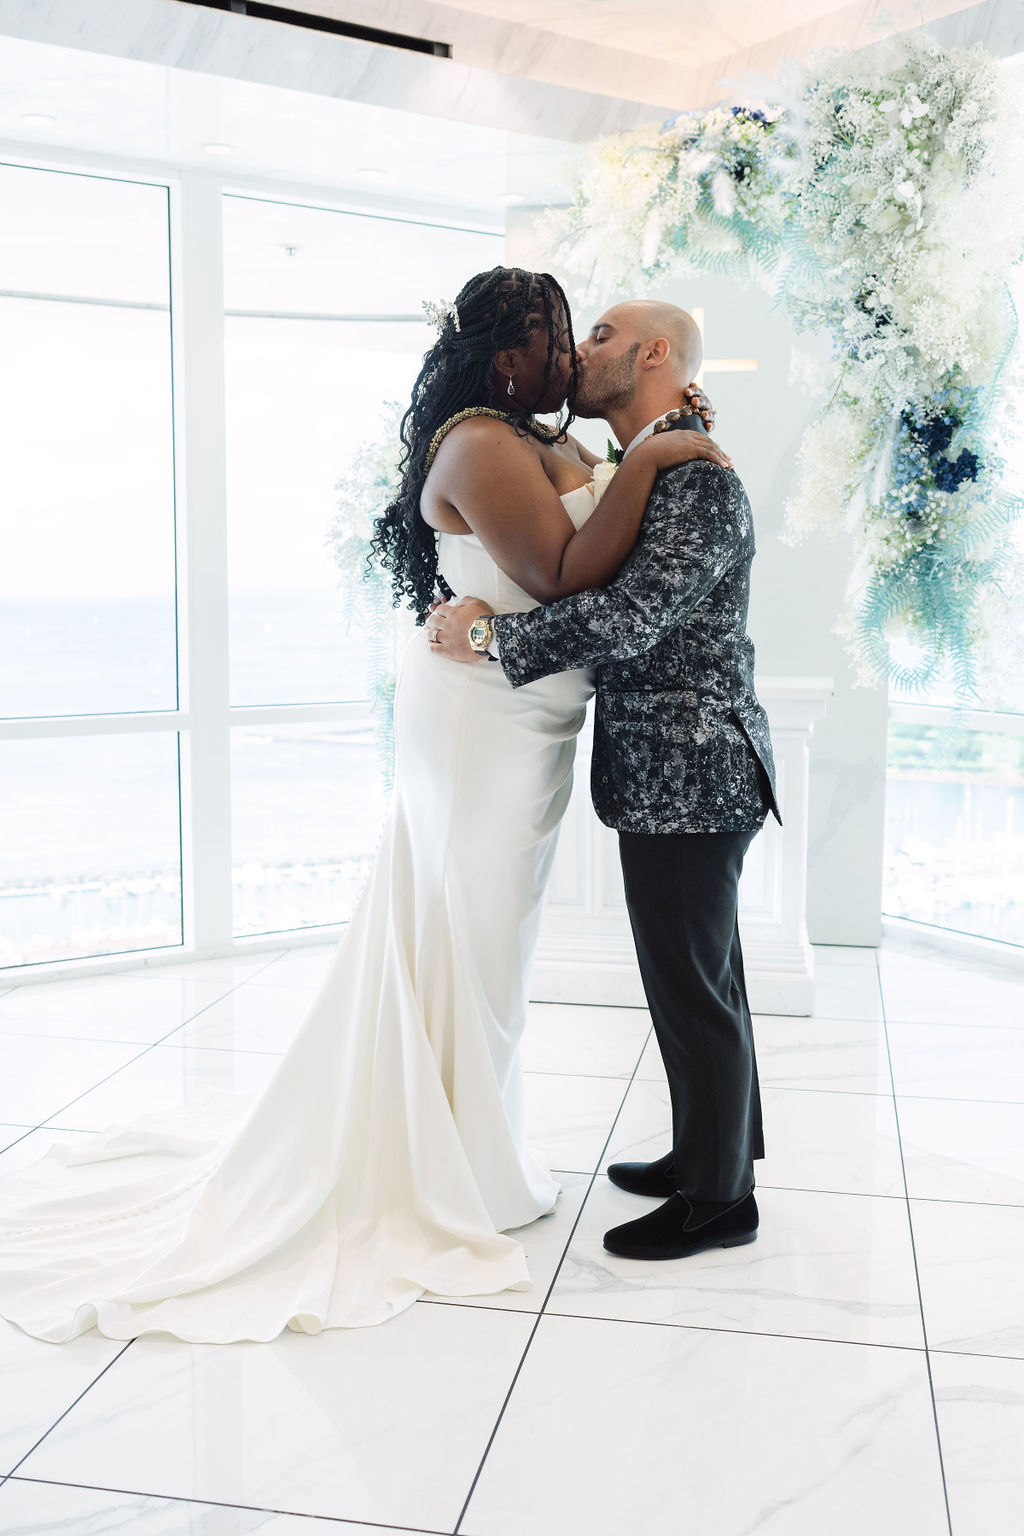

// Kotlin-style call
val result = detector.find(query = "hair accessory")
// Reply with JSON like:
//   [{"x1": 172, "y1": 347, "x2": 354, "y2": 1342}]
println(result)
[{"x1": 422, "y1": 297, "x2": 461, "y2": 334}]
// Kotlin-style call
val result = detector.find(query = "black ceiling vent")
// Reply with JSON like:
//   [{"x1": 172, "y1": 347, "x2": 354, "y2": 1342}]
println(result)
[{"x1": 182, "y1": 1, "x2": 451, "y2": 57}]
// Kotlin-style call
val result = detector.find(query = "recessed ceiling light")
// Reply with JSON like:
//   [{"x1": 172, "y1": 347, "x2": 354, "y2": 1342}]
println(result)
[
  {"x1": 352, "y1": 166, "x2": 388, "y2": 183},
  {"x1": 19, "y1": 113, "x2": 57, "y2": 127},
  {"x1": 498, "y1": 193, "x2": 526, "y2": 205},
  {"x1": 202, "y1": 142, "x2": 233, "y2": 156}
]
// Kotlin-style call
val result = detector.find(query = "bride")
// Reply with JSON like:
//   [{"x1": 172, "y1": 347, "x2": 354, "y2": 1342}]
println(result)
[{"x1": 0, "y1": 266, "x2": 727, "y2": 1342}]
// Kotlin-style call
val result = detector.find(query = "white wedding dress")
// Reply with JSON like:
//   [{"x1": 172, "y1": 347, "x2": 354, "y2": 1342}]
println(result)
[{"x1": 0, "y1": 485, "x2": 597, "y2": 1343}]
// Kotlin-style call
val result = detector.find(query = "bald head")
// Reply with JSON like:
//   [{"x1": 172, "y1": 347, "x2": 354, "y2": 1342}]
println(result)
[
  {"x1": 575, "y1": 298, "x2": 707, "y2": 434},
  {"x1": 608, "y1": 301, "x2": 703, "y2": 382}
]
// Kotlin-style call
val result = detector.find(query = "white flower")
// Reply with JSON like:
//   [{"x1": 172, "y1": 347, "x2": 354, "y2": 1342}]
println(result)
[
  {"x1": 590, "y1": 460, "x2": 617, "y2": 505},
  {"x1": 711, "y1": 168, "x2": 737, "y2": 216}
]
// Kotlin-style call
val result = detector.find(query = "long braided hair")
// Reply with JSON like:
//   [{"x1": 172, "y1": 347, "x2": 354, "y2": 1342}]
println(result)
[{"x1": 371, "y1": 266, "x2": 577, "y2": 622}]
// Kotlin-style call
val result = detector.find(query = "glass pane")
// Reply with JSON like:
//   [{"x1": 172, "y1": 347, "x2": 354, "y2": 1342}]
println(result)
[
  {"x1": 0, "y1": 733, "x2": 183, "y2": 967},
  {"x1": 223, "y1": 194, "x2": 502, "y2": 314},
  {"x1": 0, "y1": 166, "x2": 176, "y2": 719},
  {"x1": 225, "y1": 318, "x2": 419, "y2": 707},
  {"x1": 223, "y1": 194, "x2": 501, "y2": 710},
  {"x1": 0, "y1": 161, "x2": 170, "y2": 304},
  {"x1": 231, "y1": 721, "x2": 388, "y2": 938},
  {"x1": 884, "y1": 719, "x2": 1024, "y2": 945}
]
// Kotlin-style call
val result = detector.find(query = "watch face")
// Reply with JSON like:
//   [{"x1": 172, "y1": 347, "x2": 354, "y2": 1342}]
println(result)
[{"x1": 469, "y1": 617, "x2": 491, "y2": 648}]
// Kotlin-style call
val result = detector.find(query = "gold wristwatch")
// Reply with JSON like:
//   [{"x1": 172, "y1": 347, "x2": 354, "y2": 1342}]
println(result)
[{"x1": 467, "y1": 614, "x2": 496, "y2": 654}]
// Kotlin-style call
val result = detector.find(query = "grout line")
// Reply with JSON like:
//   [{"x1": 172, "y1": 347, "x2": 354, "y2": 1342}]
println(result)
[
  {"x1": 892, "y1": 1092, "x2": 1024, "y2": 1108},
  {"x1": 451, "y1": 1029, "x2": 654, "y2": 1535},
  {"x1": 875, "y1": 949, "x2": 955, "y2": 1536},
  {"x1": 927, "y1": 1346, "x2": 1024, "y2": 1364},
  {"x1": 0, "y1": 1476, "x2": 452, "y2": 1533},
  {"x1": 0, "y1": 1028, "x2": 286, "y2": 1055},
  {"x1": 885, "y1": 1019, "x2": 1024, "y2": 1033},
  {"x1": 19, "y1": 972, "x2": 286, "y2": 1135},
  {"x1": 4, "y1": 1340, "x2": 137, "y2": 1482},
  {"x1": 525, "y1": 1308, "x2": 932, "y2": 1354},
  {"x1": 421, "y1": 1294, "x2": 933, "y2": 1356}
]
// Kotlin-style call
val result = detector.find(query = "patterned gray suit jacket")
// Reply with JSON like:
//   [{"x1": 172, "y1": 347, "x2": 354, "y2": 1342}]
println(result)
[{"x1": 494, "y1": 459, "x2": 781, "y2": 835}]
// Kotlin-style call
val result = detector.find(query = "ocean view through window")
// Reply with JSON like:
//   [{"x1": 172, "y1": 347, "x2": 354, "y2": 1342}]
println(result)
[
  {"x1": 0, "y1": 162, "x2": 503, "y2": 969},
  {"x1": 0, "y1": 162, "x2": 180, "y2": 966}
]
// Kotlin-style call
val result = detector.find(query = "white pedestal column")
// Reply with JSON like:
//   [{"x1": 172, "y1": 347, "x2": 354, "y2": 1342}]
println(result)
[{"x1": 531, "y1": 678, "x2": 833, "y2": 1016}]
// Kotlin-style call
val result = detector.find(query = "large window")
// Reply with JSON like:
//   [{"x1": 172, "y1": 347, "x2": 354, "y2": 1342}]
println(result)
[
  {"x1": 884, "y1": 706, "x2": 1024, "y2": 946},
  {"x1": 221, "y1": 194, "x2": 501, "y2": 938},
  {"x1": 883, "y1": 343, "x2": 1024, "y2": 948},
  {"x1": 0, "y1": 162, "x2": 180, "y2": 967},
  {"x1": 0, "y1": 163, "x2": 502, "y2": 971}
]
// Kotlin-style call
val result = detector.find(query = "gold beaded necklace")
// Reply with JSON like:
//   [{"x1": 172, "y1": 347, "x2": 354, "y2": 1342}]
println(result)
[{"x1": 423, "y1": 408, "x2": 558, "y2": 472}]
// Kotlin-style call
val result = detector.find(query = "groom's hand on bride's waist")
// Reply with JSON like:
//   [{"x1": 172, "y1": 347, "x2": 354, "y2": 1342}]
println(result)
[{"x1": 426, "y1": 596, "x2": 497, "y2": 664}]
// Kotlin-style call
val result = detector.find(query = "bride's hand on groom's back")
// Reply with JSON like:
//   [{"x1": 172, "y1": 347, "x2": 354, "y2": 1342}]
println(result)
[
  {"x1": 684, "y1": 383, "x2": 715, "y2": 430},
  {"x1": 638, "y1": 425, "x2": 733, "y2": 474}
]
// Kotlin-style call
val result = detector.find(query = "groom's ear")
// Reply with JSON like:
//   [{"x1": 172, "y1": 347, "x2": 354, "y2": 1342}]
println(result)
[{"x1": 641, "y1": 337, "x2": 672, "y2": 371}]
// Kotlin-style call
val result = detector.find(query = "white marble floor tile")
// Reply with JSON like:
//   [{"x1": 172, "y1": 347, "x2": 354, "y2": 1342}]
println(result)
[
  {"x1": 171, "y1": 984, "x2": 320, "y2": 1055},
  {"x1": 882, "y1": 967, "x2": 1024, "y2": 1028},
  {"x1": 523, "y1": 1072, "x2": 628, "y2": 1174},
  {"x1": 809, "y1": 966, "x2": 884, "y2": 1021},
  {"x1": 0, "y1": 1035, "x2": 148, "y2": 1125},
  {"x1": 0, "y1": 1320, "x2": 126, "y2": 1476},
  {"x1": 127, "y1": 950, "x2": 287, "y2": 985},
  {"x1": 633, "y1": 1033, "x2": 668, "y2": 1083},
  {"x1": 426, "y1": 1172, "x2": 590, "y2": 1315},
  {"x1": 898, "y1": 1097, "x2": 1024, "y2": 1206},
  {"x1": 0, "y1": 1122, "x2": 34, "y2": 1148},
  {"x1": 912, "y1": 1199, "x2": 1024, "y2": 1358},
  {"x1": 888, "y1": 1021, "x2": 1024, "y2": 1103},
  {"x1": 45, "y1": 1046, "x2": 280, "y2": 1132},
  {"x1": 930, "y1": 1352, "x2": 1024, "y2": 1536},
  {"x1": 462, "y1": 1315, "x2": 946, "y2": 1536},
  {"x1": 521, "y1": 1002, "x2": 650, "y2": 1078},
  {"x1": 759, "y1": 1086, "x2": 904, "y2": 1197},
  {"x1": 18, "y1": 1304, "x2": 532, "y2": 1530},
  {"x1": 547, "y1": 1179, "x2": 923, "y2": 1348},
  {"x1": 0, "y1": 974, "x2": 234, "y2": 1044},
  {"x1": 248, "y1": 946, "x2": 336, "y2": 991},
  {"x1": 0, "y1": 1125, "x2": 99, "y2": 1172},
  {"x1": 709, "y1": 1014, "x2": 890, "y2": 1095},
  {"x1": 601, "y1": 1078, "x2": 904, "y2": 1198},
  {"x1": 0, "y1": 1479, "x2": 441, "y2": 1536}
]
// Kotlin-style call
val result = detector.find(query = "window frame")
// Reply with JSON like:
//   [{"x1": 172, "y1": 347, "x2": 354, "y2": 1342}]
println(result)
[{"x1": 0, "y1": 149, "x2": 503, "y2": 980}]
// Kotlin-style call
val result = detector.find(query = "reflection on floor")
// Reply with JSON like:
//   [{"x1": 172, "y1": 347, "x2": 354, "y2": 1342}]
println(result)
[{"x1": 0, "y1": 934, "x2": 1022, "y2": 1535}]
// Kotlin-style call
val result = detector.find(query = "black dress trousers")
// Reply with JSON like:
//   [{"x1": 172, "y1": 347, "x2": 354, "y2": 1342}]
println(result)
[{"x1": 618, "y1": 828, "x2": 765, "y2": 1203}]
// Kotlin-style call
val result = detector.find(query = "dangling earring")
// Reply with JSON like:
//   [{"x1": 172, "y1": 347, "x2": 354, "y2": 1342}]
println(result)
[{"x1": 506, "y1": 374, "x2": 516, "y2": 397}]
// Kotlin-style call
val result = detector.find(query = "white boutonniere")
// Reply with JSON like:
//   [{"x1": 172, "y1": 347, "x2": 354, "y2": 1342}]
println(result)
[{"x1": 590, "y1": 458, "x2": 618, "y2": 505}]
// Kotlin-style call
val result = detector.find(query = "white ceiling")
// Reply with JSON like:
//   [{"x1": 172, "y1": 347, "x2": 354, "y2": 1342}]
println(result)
[
  {"x1": 276, "y1": 0, "x2": 995, "y2": 107},
  {"x1": 412, "y1": 0, "x2": 860, "y2": 65},
  {"x1": 0, "y1": 33, "x2": 573, "y2": 220}
]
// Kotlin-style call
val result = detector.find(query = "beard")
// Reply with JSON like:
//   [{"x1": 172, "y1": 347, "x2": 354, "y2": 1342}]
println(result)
[{"x1": 574, "y1": 341, "x2": 641, "y2": 418}]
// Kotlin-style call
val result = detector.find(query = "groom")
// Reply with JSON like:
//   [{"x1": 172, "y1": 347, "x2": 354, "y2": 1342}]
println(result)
[{"x1": 428, "y1": 300, "x2": 780, "y2": 1261}]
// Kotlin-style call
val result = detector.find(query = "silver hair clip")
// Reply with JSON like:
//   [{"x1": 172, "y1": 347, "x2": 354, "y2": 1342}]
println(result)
[{"x1": 422, "y1": 297, "x2": 461, "y2": 334}]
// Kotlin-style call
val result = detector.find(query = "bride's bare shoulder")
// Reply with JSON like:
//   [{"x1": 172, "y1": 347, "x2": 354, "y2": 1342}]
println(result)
[{"x1": 432, "y1": 414, "x2": 531, "y2": 459}]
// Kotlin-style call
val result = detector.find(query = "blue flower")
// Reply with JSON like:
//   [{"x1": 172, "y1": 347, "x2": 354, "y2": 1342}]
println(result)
[
  {"x1": 730, "y1": 106, "x2": 769, "y2": 127},
  {"x1": 916, "y1": 416, "x2": 956, "y2": 456},
  {"x1": 934, "y1": 450, "x2": 980, "y2": 493}
]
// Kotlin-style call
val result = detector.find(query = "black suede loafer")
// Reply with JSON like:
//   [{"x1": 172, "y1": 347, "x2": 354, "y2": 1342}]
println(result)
[
  {"x1": 603, "y1": 1190, "x2": 759, "y2": 1261},
  {"x1": 606, "y1": 1151, "x2": 678, "y2": 1198}
]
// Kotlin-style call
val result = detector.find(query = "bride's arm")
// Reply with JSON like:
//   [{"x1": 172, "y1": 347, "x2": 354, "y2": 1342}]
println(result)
[{"x1": 428, "y1": 417, "x2": 732, "y2": 605}]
